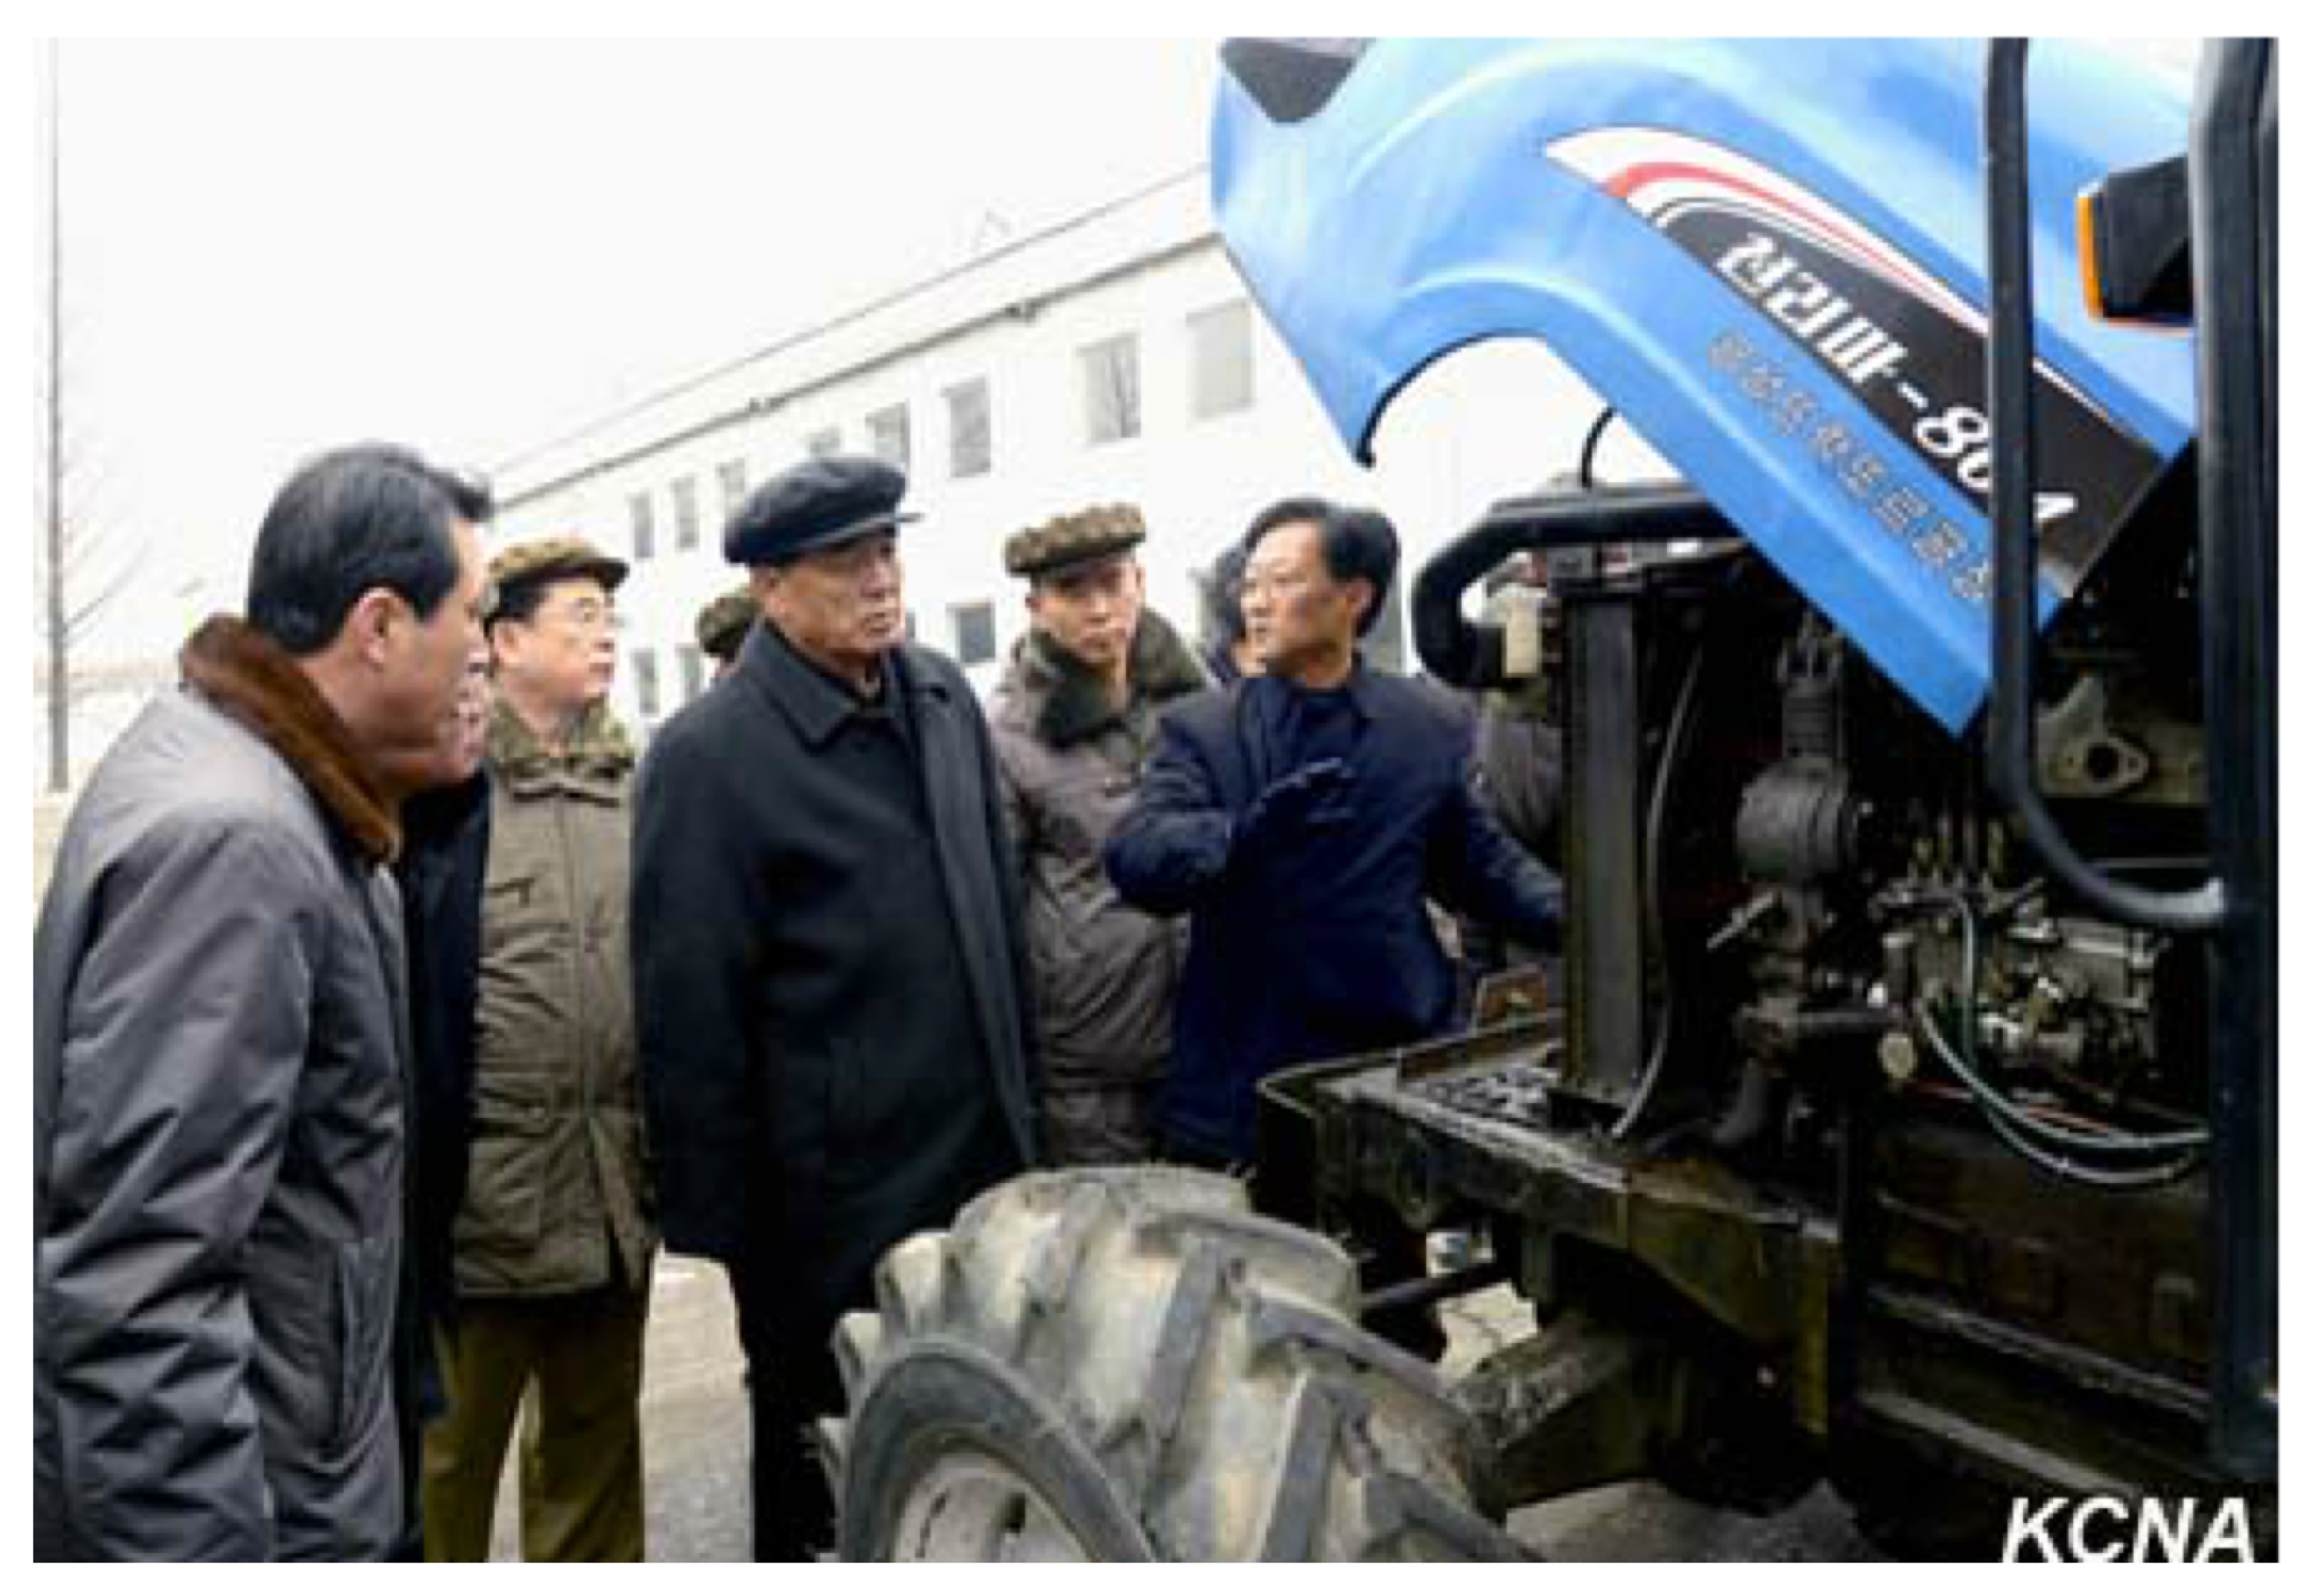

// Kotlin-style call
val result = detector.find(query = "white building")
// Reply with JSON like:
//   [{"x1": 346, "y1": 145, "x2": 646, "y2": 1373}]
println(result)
[{"x1": 487, "y1": 166, "x2": 1662, "y2": 733}]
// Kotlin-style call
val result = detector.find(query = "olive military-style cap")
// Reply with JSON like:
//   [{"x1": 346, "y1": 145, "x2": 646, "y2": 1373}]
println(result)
[
  {"x1": 1004, "y1": 504, "x2": 1146, "y2": 581},
  {"x1": 486, "y1": 535, "x2": 629, "y2": 624},
  {"x1": 694, "y1": 584, "x2": 758, "y2": 663},
  {"x1": 724, "y1": 454, "x2": 918, "y2": 567}
]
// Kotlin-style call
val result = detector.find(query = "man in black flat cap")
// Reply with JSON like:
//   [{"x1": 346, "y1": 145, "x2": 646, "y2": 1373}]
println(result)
[{"x1": 628, "y1": 454, "x2": 1039, "y2": 1561}]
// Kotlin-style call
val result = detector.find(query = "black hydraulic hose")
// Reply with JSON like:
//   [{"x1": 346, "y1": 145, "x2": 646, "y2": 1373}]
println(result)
[
  {"x1": 1610, "y1": 639, "x2": 1708, "y2": 1142},
  {"x1": 1577, "y1": 406, "x2": 1619, "y2": 490},
  {"x1": 2184, "y1": 36, "x2": 2278, "y2": 1479},
  {"x1": 1411, "y1": 482, "x2": 1730, "y2": 688},
  {"x1": 1983, "y1": 41, "x2": 2226, "y2": 935},
  {"x1": 1991, "y1": 42, "x2": 2272, "y2": 1470}
]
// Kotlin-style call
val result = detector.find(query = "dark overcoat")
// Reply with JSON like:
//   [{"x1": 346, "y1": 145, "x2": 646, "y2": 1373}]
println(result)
[
  {"x1": 1104, "y1": 664, "x2": 1563, "y2": 1162},
  {"x1": 396, "y1": 771, "x2": 489, "y2": 1343},
  {"x1": 389, "y1": 766, "x2": 489, "y2": 1552},
  {"x1": 630, "y1": 621, "x2": 1039, "y2": 1346}
]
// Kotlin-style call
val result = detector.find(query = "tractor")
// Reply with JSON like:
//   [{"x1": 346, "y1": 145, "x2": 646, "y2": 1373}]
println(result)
[{"x1": 821, "y1": 39, "x2": 2276, "y2": 1560}]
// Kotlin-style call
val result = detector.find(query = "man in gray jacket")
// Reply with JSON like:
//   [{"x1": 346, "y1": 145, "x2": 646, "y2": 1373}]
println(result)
[
  {"x1": 33, "y1": 443, "x2": 492, "y2": 1561},
  {"x1": 990, "y1": 504, "x2": 1208, "y2": 1162}
]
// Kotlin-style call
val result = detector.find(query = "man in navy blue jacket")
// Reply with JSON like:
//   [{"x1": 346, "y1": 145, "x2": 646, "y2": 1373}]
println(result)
[{"x1": 1105, "y1": 497, "x2": 1563, "y2": 1166}]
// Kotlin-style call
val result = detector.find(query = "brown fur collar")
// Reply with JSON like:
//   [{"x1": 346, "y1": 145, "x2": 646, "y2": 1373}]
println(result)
[
  {"x1": 179, "y1": 615, "x2": 402, "y2": 867},
  {"x1": 1018, "y1": 608, "x2": 1208, "y2": 748},
  {"x1": 485, "y1": 694, "x2": 635, "y2": 783}
]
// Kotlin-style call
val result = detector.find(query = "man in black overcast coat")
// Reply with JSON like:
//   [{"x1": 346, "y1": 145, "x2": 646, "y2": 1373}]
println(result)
[{"x1": 629, "y1": 455, "x2": 1039, "y2": 1561}]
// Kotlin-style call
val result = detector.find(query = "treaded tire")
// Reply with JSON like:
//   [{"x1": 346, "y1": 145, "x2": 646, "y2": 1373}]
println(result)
[{"x1": 823, "y1": 1166, "x2": 1527, "y2": 1561}]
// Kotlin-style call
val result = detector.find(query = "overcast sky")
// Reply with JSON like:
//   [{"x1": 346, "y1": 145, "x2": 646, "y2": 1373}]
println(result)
[
  {"x1": 42, "y1": 36, "x2": 1220, "y2": 663},
  {"x1": 29, "y1": 32, "x2": 2221, "y2": 671}
]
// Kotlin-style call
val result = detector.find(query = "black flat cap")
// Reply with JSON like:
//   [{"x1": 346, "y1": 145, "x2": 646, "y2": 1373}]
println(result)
[{"x1": 723, "y1": 453, "x2": 919, "y2": 567}]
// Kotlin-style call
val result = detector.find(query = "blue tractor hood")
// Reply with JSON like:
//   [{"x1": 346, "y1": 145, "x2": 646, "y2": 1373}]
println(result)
[{"x1": 1211, "y1": 39, "x2": 2194, "y2": 733}]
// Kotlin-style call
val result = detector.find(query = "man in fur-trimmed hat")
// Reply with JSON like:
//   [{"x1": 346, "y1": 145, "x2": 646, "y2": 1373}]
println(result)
[
  {"x1": 417, "y1": 533, "x2": 657, "y2": 1562},
  {"x1": 693, "y1": 584, "x2": 757, "y2": 681},
  {"x1": 990, "y1": 504, "x2": 1208, "y2": 1164}
]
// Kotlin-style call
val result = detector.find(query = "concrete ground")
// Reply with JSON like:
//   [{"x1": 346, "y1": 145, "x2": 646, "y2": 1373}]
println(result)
[{"x1": 483, "y1": 1252, "x2": 1877, "y2": 1562}]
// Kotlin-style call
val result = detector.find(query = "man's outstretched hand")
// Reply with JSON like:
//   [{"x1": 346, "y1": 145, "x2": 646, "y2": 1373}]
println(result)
[{"x1": 1235, "y1": 758, "x2": 1356, "y2": 856}]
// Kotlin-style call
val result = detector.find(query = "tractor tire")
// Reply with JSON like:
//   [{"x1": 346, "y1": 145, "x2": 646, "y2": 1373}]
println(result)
[{"x1": 821, "y1": 1165, "x2": 1527, "y2": 1561}]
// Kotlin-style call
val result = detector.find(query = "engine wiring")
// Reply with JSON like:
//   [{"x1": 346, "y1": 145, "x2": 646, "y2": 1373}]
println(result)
[{"x1": 1900, "y1": 888, "x2": 2209, "y2": 1188}]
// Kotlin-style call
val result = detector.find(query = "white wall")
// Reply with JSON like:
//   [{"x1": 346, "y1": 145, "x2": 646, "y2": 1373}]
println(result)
[{"x1": 495, "y1": 232, "x2": 1672, "y2": 736}]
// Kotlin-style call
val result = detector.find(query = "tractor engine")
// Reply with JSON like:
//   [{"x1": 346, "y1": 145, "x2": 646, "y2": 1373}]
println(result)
[{"x1": 1492, "y1": 507, "x2": 2212, "y2": 1199}]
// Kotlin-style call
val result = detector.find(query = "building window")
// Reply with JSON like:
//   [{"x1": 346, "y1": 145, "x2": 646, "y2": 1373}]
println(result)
[
  {"x1": 718, "y1": 459, "x2": 750, "y2": 519},
  {"x1": 1188, "y1": 300, "x2": 1254, "y2": 420},
  {"x1": 949, "y1": 599, "x2": 997, "y2": 667},
  {"x1": 628, "y1": 491, "x2": 656, "y2": 561},
  {"x1": 672, "y1": 475, "x2": 700, "y2": 552},
  {"x1": 678, "y1": 643, "x2": 706, "y2": 703},
  {"x1": 632, "y1": 648, "x2": 662, "y2": 720},
  {"x1": 806, "y1": 427, "x2": 842, "y2": 459},
  {"x1": 946, "y1": 378, "x2": 991, "y2": 479},
  {"x1": 1079, "y1": 332, "x2": 1142, "y2": 446},
  {"x1": 867, "y1": 404, "x2": 911, "y2": 473}
]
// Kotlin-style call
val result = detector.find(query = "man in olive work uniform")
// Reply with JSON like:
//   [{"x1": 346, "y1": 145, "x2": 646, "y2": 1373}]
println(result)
[{"x1": 419, "y1": 535, "x2": 658, "y2": 1561}]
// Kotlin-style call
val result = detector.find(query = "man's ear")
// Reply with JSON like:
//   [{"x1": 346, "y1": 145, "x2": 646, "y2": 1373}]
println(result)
[
  {"x1": 486, "y1": 614, "x2": 523, "y2": 672},
  {"x1": 345, "y1": 588, "x2": 402, "y2": 670},
  {"x1": 1348, "y1": 576, "x2": 1378, "y2": 632}
]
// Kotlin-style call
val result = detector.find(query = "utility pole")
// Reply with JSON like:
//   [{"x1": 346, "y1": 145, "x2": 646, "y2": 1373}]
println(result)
[{"x1": 44, "y1": 41, "x2": 69, "y2": 793}]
